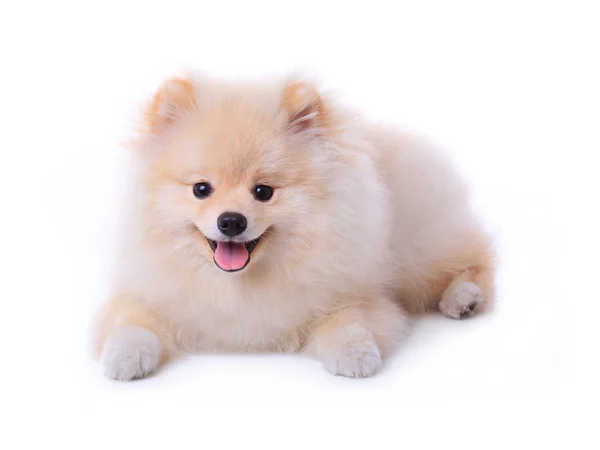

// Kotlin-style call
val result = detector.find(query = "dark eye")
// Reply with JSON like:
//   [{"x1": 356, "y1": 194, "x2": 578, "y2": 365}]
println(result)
[
  {"x1": 253, "y1": 184, "x2": 274, "y2": 202},
  {"x1": 193, "y1": 182, "x2": 213, "y2": 199}
]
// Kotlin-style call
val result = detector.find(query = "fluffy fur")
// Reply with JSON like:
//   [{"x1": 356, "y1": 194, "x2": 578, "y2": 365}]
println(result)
[{"x1": 93, "y1": 73, "x2": 496, "y2": 380}]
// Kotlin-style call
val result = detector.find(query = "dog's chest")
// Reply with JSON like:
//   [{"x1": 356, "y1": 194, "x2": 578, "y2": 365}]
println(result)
[{"x1": 169, "y1": 281, "x2": 318, "y2": 353}]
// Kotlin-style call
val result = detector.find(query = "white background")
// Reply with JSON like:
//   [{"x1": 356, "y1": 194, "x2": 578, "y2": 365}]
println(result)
[{"x1": 1, "y1": 0, "x2": 597, "y2": 448}]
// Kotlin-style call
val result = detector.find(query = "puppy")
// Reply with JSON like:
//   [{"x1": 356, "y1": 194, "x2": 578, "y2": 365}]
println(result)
[{"x1": 93, "y1": 73, "x2": 496, "y2": 380}]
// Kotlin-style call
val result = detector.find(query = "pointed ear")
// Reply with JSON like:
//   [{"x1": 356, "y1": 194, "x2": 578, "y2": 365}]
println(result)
[
  {"x1": 280, "y1": 80, "x2": 329, "y2": 135},
  {"x1": 143, "y1": 77, "x2": 197, "y2": 134}
]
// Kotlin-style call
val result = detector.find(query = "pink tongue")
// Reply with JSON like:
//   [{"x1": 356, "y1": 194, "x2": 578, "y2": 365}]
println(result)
[{"x1": 214, "y1": 242, "x2": 249, "y2": 271}]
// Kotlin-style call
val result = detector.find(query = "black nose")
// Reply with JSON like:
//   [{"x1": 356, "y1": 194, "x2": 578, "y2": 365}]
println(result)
[{"x1": 217, "y1": 212, "x2": 247, "y2": 237}]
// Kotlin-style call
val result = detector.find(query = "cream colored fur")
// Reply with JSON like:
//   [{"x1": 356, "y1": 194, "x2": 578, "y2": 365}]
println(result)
[{"x1": 93, "y1": 73, "x2": 496, "y2": 380}]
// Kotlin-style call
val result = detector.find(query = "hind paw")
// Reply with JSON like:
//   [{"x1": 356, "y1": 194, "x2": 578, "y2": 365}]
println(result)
[{"x1": 439, "y1": 281, "x2": 483, "y2": 319}]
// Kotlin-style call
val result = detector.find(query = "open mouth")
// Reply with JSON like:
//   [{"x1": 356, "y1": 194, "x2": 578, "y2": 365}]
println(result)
[{"x1": 206, "y1": 236, "x2": 262, "y2": 273}]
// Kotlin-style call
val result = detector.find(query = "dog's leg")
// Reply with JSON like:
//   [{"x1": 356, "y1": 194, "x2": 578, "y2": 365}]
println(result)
[
  {"x1": 303, "y1": 295, "x2": 406, "y2": 378},
  {"x1": 93, "y1": 296, "x2": 170, "y2": 381}
]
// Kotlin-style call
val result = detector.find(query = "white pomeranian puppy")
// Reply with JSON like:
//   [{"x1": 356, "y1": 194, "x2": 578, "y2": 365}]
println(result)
[{"x1": 93, "y1": 73, "x2": 496, "y2": 380}]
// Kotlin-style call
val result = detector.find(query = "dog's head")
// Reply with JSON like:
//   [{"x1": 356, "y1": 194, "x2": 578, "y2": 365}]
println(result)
[{"x1": 131, "y1": 74, "x2": 360, "y2": 277}]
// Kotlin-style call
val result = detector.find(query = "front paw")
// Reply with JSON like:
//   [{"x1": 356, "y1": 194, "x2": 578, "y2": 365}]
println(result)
[
  {"x1": 100, "y1": 326, "x2": 162, "y2": 381},
  {"x1": 319, "y1": 326, "x2": 382, "y2": 378}
]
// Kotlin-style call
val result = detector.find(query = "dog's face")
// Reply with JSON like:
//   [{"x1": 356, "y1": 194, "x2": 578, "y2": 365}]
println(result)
[{"x1": 134, "y1": 76, "x2": 336, "y2": 275}]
